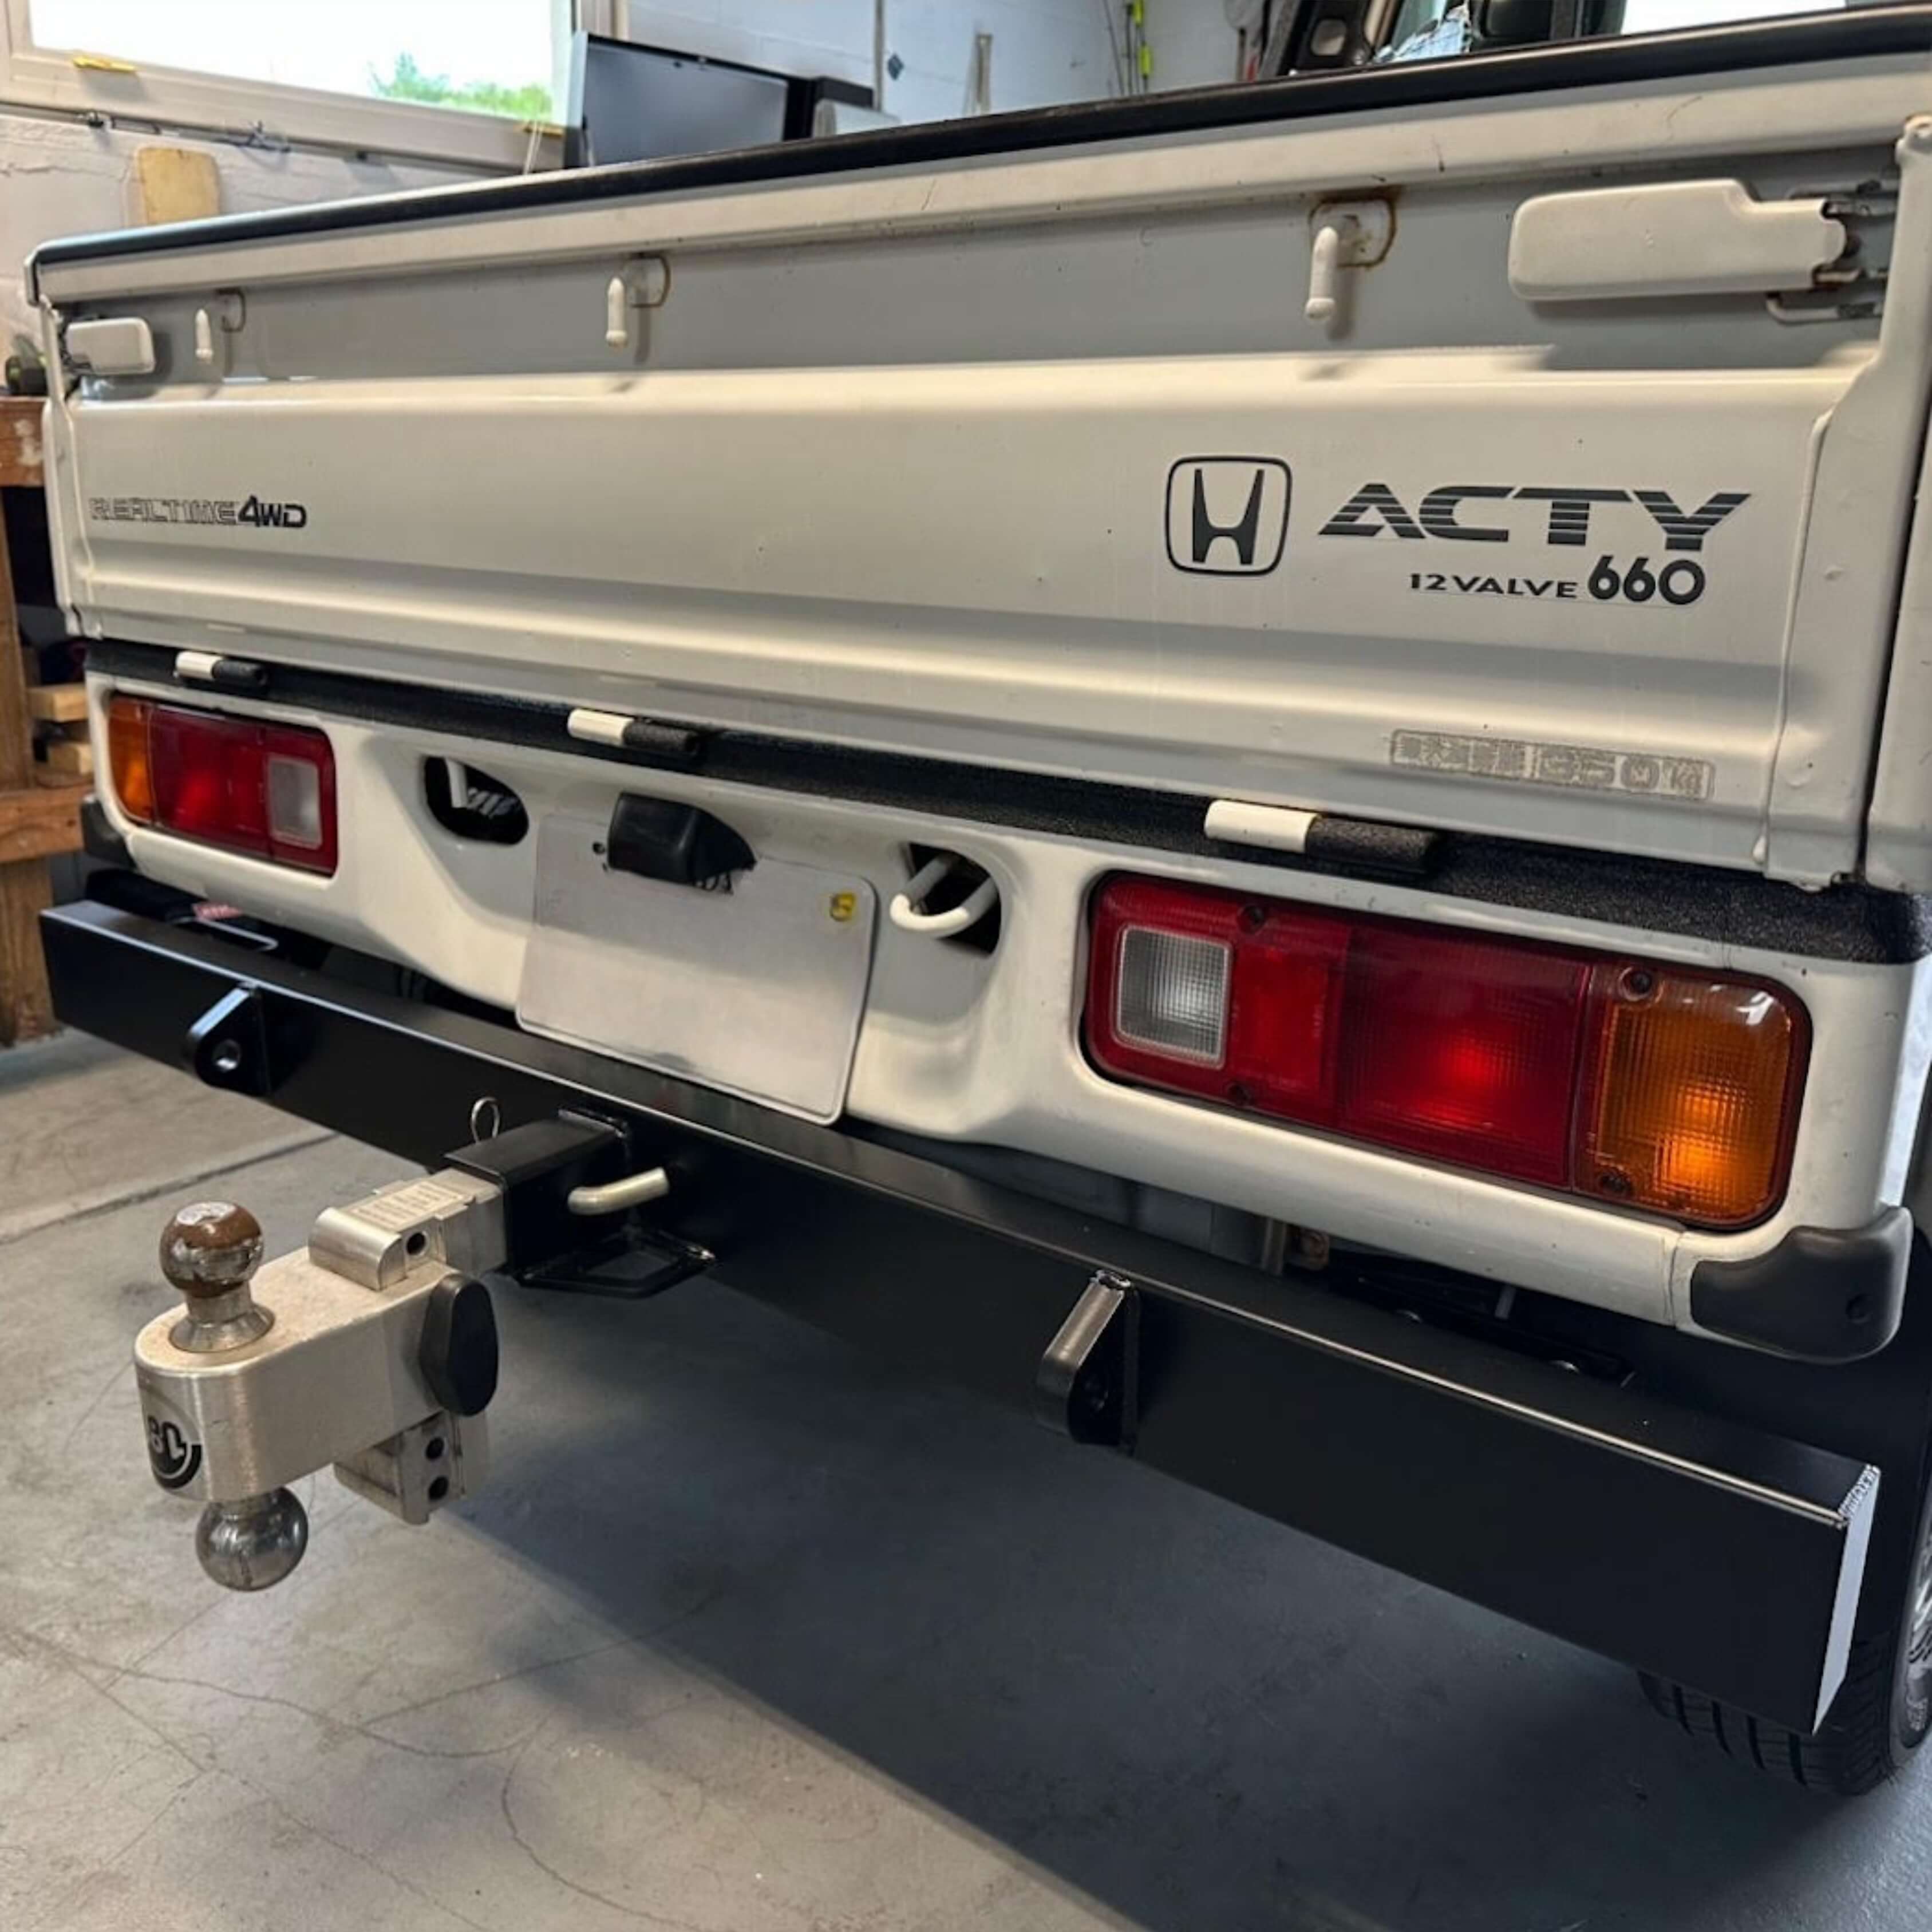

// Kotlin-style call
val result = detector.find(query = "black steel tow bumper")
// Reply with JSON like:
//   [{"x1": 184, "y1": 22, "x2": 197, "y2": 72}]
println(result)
[{"x1": 43, "y1": 898, "x2": 1913, "y2": 1737}]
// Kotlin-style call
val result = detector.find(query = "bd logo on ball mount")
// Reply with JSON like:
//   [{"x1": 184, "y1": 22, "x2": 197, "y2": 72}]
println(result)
[
  {"x1": 1166, "y1": 457, "x2": 1291, "y2": 576},
  {"x1": 147, "y1": 1412, "x2": 202, "y2": 1490}
]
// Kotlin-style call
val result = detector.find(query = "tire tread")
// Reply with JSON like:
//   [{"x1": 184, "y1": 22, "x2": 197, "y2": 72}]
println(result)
[{"x1": 1639, "y1": 1629, "x2": 1902, "y2": 1797}]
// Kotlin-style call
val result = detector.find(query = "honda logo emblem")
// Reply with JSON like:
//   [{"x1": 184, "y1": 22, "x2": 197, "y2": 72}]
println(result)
[{"x1": 1166, "y1": 457, "x2": 1291, "y2": 576}]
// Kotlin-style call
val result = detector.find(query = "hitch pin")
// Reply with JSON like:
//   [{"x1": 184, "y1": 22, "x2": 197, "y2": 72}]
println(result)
[{"x1": 567, "y1": 1167, "x2": 670, "y2": 1216}]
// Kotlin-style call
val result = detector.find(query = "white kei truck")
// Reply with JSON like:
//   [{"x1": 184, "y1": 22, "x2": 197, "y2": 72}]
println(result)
[{"x1": 29, "y1": 0, "x2": 1932, "y2": 1796}]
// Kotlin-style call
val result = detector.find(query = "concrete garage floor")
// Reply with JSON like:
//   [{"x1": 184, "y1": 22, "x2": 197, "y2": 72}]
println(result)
[{"x1": 6, "y1": 1039, "x2": 1932, "y2": 1931}]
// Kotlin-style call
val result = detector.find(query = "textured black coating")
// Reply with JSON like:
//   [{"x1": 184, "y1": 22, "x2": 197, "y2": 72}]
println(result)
[
  {"x1": 40, "y1": 896, "x2": 1901, "y2": 1737},
  {"x1": 88, "y1": 636, "x2": 1932, "y2": 963},
  {"x1": 207, "y1": 657, "x2": 269, "y2": 694},
  {"x1": 1436, "y1": 842, "x2": 1932, "y2": 967},
  {"x1": 619, "y1": 718, "x2": 708, "y2": 768},
  {"x1": 1303, "y1": 817, "x2": 1440, "y2": 877},
  {"x1": 447, "y1": 1116, "x2": 630, "y2": 1269}
]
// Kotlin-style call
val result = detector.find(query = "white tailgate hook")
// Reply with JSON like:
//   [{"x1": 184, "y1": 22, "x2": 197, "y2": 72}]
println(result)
[
  {"x1": 192, "y1": 292, "x2": 244, "y2": 370},
  {"x1": 604, "y1": 256, "x2": 671, "y2": 350},
  {"x1": 889, "y1": 855, "x2": 999, "y2": 939},
  {"x1": 1306, "y1": 222, "x2": 1343, "y2": 323},
  {"x1": 1303, "y1": 199, "x2": 1394, "y2": 331}
]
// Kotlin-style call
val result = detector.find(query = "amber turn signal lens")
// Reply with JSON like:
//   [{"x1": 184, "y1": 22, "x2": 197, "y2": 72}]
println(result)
[
  {"x1": 1578, "y1": 969, "x2": 1807, "y2": 1229},
  {"x1": 107, "y1": 696, "x2": 154, "y2": 824}
]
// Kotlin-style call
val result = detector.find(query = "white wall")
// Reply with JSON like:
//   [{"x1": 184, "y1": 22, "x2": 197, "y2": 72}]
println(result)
[
  {"x1": 1147, "y1": 0, "x2": 1242, "y2": 93},
  {"x1": 611, "y1": 0, "x2": 1122, "y2": 123},
  {"x1": 0, "y1": 113, "x2": 471, "y2": 342},
  {"x1": 2, "y1": 0, "x2": 1234, "y2": 347},
  {"x1": 611, "y1": 1, "x2": 1249, "y2": 110}
]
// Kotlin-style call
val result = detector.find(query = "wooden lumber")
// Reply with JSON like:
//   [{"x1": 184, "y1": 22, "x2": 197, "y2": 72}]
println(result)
[
  {"x1": 38, "y1": 736, "x2": 92, "y2": 780},
  {"x1": 0, "y1": 488, "x2": 56, "y2": 1042},
  {"x1": 0, "y1": 783, "x2": 85, "y2": 864},
  {"x1": 0, "y1": 397, "x2": 42, "y2": 490},
  {"x1": 0, "y1": 862, "x2": 52, "y2": 1041},
  {"x1": 27, "y1": 685, "x2": 86, "y2": 725}
]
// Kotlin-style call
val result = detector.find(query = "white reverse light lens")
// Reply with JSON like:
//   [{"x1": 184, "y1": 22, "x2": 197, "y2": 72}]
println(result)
[
  {"x1": 265, "y1": 753, "x2": 323, "y2": 849},
  {"x1": 1114, "y1": 926, "x2": 1230, "y2": 1064}
]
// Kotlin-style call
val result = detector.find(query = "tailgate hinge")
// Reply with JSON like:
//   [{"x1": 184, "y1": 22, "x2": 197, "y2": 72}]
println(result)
[{"x1": 1772, "y1": 180, "x2": 1897, "y2": 323}]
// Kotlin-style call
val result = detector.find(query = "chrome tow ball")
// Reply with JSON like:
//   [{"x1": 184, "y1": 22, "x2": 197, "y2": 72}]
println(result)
[
  {"x1": 156, "y1": 1202, "x2": 309, "y2": 1590},
  {"x1": 136, "y1": 1172, "x2": 506, "y2": 1591}
]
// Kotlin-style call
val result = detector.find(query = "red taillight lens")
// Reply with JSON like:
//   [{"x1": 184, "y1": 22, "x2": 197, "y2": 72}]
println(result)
[
  {"x1": 1339, "y1": 926, "x2": 1589, "y2": 1187},
  {"x1": 1084, "y1": 875, "x2": 1807, "y2": 1229},
  {"x1": 151, "y1": 704, "x2": 271, "y2": 855},
  {"x1": 110, "y1": 697, "x2": 336, "y2": 875}
]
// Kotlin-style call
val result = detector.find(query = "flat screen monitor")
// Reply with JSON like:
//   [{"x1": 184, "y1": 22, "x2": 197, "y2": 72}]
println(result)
[{"x1": 566, "y1": 34, "x2": 791, "y2": 168}]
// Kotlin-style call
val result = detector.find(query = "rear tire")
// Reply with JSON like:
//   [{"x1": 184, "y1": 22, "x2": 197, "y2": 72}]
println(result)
[{"x1": 1639, "y1": 1472, "x2": 1932, "y2": 1795}]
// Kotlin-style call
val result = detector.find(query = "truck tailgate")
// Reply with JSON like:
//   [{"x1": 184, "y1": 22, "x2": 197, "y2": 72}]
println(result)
[{"x1": 31, "y1": 9, "x2": 1932, "y2": 887}]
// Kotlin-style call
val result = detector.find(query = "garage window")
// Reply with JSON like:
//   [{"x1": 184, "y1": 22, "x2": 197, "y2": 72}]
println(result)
[{"x1": 0, "y1": 0, "x2": 569, "y2": 169}]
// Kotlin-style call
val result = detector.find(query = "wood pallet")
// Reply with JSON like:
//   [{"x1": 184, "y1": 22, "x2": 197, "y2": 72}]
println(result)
[{"x1": 1, "y1": 394, "x2": 86, "y2": 1045}]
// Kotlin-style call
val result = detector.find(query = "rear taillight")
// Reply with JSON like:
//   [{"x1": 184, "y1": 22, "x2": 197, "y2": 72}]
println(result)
[
  {"x1": 1084, "y1": 875, "x2": 1807, "y2": 1230},
  {"x1": 108, "y1": 697, "x2": 337, "y2": 875}
]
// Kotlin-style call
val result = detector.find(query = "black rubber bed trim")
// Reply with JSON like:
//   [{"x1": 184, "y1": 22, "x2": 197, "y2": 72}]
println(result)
[
  {"x1": 90, "y1": 635, "x2": 1932, "y2": 965},
  {"x1": 28, "y1": 5, "x2": 1932, "y2": 292}
]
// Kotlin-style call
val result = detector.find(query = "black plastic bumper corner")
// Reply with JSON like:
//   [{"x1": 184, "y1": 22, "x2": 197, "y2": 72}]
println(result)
[
  {"x1": 78, "y1": 795, "x2": 131, "y2": 868},
  {"x1": 41, "y1": 898, "x2": 1893, "y2": 1736},
  {"x1": 1691, "y1": 1211, "x2": 1913, "y2": 1362}
]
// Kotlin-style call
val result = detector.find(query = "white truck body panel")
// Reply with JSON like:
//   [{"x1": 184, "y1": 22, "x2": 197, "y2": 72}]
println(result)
[
  {"x1": 35, "y1": 15, "x2": 1932, "y2": 1338},
  {"x1": 33, "y1": 52, "x2": 1932, "y2": 888},
  {"x1": 80, "y1": 664, "x2": 1932, "y2": 1333},
  {"x1": 44, "y1": 353, "x2": 1859, "y2": 874}
]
